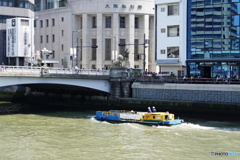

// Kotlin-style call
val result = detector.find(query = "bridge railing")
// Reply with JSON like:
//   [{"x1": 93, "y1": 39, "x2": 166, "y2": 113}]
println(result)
[
  {"x1": 1, "y1": 66, "x2": 42, "y2": 73},
  {"x1": 0, "y1": 66, "x2": 110, "y2": 76},
  {"x1": 48, "y1": 68, "x2": 110, "y2": 75}
]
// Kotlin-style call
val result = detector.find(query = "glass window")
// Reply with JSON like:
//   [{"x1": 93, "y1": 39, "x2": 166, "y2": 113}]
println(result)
[
  {"x1": 105, "y1": 39, "x2": 111, "y2": 60},
  {"x1": 3, "y1": 0, "x2": 7, "y2": 6},
  {"x1": 46, "y1": 35, "x2": 48, "y2": 43},
  {"x1": 52, "y1": 18, "x2": 55, "y2": 26},
  {"x1": 40, "y1": 36, "x2": 43, "y2": 43},
  {"x1": 135, "y1": 17, "x2": 139, "y2": 29},
  {"x1": 40, "y1": 20, "x2": 43, "y2": 28},
  {"x1": 167, "y1": 47, "x2": 179, "y2": 58},
  {"x1": 168, "y1": 4, "x2": 179, "y2": 16},
  {"x1": 92, "y1": 39, "x2": 97, "y2": 60},
  {"x1": 134, "y1": 39, "x2": 139, "y2": 60},
  {"x1": 52, "y1": 50, "x2": 55, "y2": 58},
  {"x1": 120, "y1": 17, "x2": 125, "y2": 28},
  {"x1": 168, "y1": 25, "x2": 179, "y2": 37},
  {"x1": 105, "y1": 16, "x2": 111, "y2": 28},
  {"x1": 92, "y1": 17, "x2": 96, "y2": 28},
  {"x1": 52, "y1": 34, "x2": 55, "y2": 42},
  {"x1": 46, "y1": 19, "x2": 48, "y2": 27}
]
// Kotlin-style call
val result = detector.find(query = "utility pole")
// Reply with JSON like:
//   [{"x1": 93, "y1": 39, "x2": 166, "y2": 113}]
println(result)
[{"x1": 143, "y1": 33, "x2": 146, "y2": 71}]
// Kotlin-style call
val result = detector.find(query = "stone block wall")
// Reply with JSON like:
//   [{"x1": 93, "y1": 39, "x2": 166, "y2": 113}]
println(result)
[{"x1": 132, "y1": 83, "x2": 240, "y2": 103}]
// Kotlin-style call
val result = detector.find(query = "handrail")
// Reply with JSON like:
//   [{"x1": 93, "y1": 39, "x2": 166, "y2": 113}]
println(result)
[{"x1": 0, "y1": 66, "x2": 110, "y2": 76}]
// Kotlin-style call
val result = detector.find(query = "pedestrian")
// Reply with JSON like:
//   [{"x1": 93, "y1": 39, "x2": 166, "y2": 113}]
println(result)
[
  {"x1": 75, "y1": 65, "x2": 79, "y2": 74},
  {"x1": 152, "y1": 106, "x2": 157, "y2": 112},
  {"x1": 148, "y1": 107, "x2": 152, "y2": 113}
]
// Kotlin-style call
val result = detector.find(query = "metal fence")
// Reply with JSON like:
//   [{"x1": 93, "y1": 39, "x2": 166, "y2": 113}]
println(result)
[{"x1": 134, "y1": 75, "x2": 240, "y2": 84}]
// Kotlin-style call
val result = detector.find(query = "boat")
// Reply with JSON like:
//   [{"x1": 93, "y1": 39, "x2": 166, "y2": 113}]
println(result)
[{"x1": 94, "y1": 109, "x2": 184, "y2": 126}]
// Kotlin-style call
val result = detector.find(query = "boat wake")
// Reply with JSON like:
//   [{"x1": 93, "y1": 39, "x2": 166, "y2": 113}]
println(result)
[{"x1": 169, "y1": 122, "x2": 240, "y2": 132}]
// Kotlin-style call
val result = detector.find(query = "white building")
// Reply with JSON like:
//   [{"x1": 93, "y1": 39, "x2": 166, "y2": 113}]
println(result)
[
  {"x1": 35, "y1": 0, "x2": 156, "y2": 71},
  {"x1": 155, "y1": 0, "x2": 187, "y2": 76},
  {"x1": 6, "y1": 18, "x2": 34, "y2": 66},
  {"x1": 0, "y1": 0, "x2": 34, "y2": 65}
]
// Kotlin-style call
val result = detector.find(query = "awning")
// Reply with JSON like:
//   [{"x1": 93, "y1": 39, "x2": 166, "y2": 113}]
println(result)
[
  {"x1": 156, "y1": 60, "x2": 179, "y2": 64},
  {"x1": 186, "y1": 59, "x2": 240, "y2": 62}
]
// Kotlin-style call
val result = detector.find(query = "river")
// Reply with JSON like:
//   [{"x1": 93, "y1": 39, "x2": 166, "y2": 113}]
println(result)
[{"x1": 0, "y1": 110, "x2": 239, "y2": 160}]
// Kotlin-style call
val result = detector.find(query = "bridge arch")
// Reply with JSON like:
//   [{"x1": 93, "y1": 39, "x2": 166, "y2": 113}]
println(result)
[{"x1": 0, "y1": 77, "x2": 110, "y2": 93}]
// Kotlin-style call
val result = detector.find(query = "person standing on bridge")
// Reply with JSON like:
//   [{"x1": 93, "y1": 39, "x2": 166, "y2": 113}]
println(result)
[
  {"x1": 75, "y1": 65, "x2": 79, "y2": 74},
  {"x1": 1, "y1": 62, "x2": 4, "y2": 72}
]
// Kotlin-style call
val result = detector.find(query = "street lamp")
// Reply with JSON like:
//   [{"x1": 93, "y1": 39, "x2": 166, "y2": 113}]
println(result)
[
  {"x1": 41, "y1": 47, "x2": 52, "y2": 67},
  {"x1": 118, "y1": 33, "x2": 147, "y2": 70},
  {"x1": 72, "y1": 30, "x2": 80, "y2": 67}
]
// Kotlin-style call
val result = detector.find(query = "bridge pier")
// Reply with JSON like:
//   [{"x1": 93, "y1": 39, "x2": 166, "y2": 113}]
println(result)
[{"x1": 109, "y1": 66, "x2": 133, "y2": 102}]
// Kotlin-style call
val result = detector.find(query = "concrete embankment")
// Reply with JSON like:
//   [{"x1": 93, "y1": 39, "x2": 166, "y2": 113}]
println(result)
[{"x1": 117, "y1": 98, "x2": 240, "y2": 121}]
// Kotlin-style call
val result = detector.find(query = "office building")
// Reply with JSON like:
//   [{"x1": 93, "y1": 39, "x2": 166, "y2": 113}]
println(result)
[
  {"x1": 0, "y1": 0, "x2": 34, "y2": 65},
  {"x1": 155, "y1": 0, "x2": 240, "y2": 78},
  {"x1": 35, "y1": 0, "x2": 156, "y2": 71},
  {"x1": 155, "y1": 0, "x2": 187, "y2": 76}
]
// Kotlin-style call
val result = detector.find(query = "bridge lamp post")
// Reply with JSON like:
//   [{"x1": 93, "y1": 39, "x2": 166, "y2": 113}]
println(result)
[
  {"x1": 72, "y1": 30, "x2": 80, "y2": 67},
  {"x1": 41, "y1": 47, "x2": 52, "y2": 67},
  {"x1": 118, "y1": 33, "x2": 147, "y2": 70}
]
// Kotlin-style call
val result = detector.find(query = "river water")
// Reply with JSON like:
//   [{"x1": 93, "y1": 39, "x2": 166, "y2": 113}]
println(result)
[{"x1": 0, "y1": 110, "x2": 239, "y2": 160}]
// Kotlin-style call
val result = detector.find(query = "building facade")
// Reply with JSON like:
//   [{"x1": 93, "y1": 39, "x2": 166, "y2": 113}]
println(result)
[
  {"x1": 155, "y1": 0, "x2": 240, "y2": 78},
  {"x1": 155, "y1": 0, "x2": 187, "y2": 77},
  {"x1": 0, "y1": 0, "x2": 34, "y2": 65},
  {"x1": 187, "y1": 0, "x2": 240, "y2": 78},
  {"x1": 35, "y1": 0, "x2": 156, "y2": 71}
]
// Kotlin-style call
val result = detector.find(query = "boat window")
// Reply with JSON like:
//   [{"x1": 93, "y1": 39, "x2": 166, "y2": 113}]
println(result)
[
  {"x1": 153, "y1": 116, "x2": 155, "y2": 119},
  {"x1": 165, "y1": 115, "x2": 168, "y2": 120}
]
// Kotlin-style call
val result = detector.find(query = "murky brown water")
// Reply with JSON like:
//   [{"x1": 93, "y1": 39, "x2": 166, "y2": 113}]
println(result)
[{"x1": 0, "y1": 111, "x2": 239, "y2": 160}]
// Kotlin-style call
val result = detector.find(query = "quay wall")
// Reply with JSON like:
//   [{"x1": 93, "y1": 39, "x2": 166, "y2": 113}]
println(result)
[{"x1": 132, "y1": 83, "x2": 240, "y2": 103}]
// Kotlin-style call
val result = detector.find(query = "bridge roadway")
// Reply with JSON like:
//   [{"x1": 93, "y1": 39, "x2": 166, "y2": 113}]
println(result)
[{"x1": 0, "y1": 66, "x2": 111, "y2": 93}]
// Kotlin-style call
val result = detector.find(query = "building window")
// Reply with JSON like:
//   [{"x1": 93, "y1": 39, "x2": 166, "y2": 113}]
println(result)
[
  {"x1": 167, "y1": 47, "x2": 179, "y2": 58},
  {"x1": 135, "y1": 17, "x2": 139, "y2": 29},
  {"x1": 161, "y1": 8, "x2": 165, "y2": 12},
  {"x1": 161, "y1": 50, "x2": 165, "y2": 54},
  {"x1": 61, "y1": 17, "x2": 64, "y2": 22},
  {"x1": 40, "y1": 36, "x2": 43, "y2": 43},
  {"x1": 168, "y1": 25, "x2": 179, "y2": 37},
  {"x1": 62, "y1": 30, "x2": 64, "y2": 36},
  {"x1": 92, "y1": 65, "x2": 96, "y2": 69},
  {"x1": 168, "y1": 4, "x2": 179, "y2": 16},
  {"x1": 105, "y1": 16, "x2": 111, "y2": 28},
  {"x1": 52, "y1": 34, "x2": 55, "y2": 42},
  {"x1": 161, "y1": 28, "x2": 165, "y2": 33},
  {"x1": 52, "y1": 50, "x2": 55, "y2": 58},
  {"x1": 92, "y1": 17, "x2": 96, "y2": 28},
  {"x1": 105, "y1": 39, "x2": 111, "y2": 60},
  {"x1": 134, "y1": 39, "x2": 139, "y2": 60},
  {"x1": 62, "y1": 44, "x2": 64, "y2": 51},
  {"x1": 52, "y1": 18, "x2": 55, "y2": 26},
  {"x1": 119, "y1": 39, "x2": 125, "y2": 56},
  {"x1": 40, "y1": 20, "x2": 43, "y2": 28},
  {"x1": 46, "y1": 35, "x2": 49, "y2": 43},
  {"x1": 46, "y1": 19, "x2": 48, "y2": 27},
  {"x1": 120, "y1": 17, "x2": 125, "y2": 28},
  {"x1": 92, "y1": 39, "x2": 97, "y2": 60}
]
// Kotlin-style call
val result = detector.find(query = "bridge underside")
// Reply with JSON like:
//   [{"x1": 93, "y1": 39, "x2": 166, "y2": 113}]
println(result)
[{"x1": 20, "y1": 83, "x2": 110, "y2": 96}]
